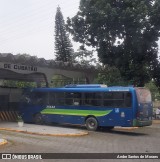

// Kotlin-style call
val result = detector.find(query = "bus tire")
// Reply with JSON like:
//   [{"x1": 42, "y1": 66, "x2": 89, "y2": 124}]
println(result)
[
  {"x1": 85, "y1": 117, "x2": 98, "y2": 131},
  {"x1": 34, "y1": 113, "x2": 44, "y2": 125}
]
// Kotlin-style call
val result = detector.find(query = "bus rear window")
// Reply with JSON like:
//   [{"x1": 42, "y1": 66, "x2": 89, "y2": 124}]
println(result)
[{"x1": 135, "y1": 88, "x2": 151, "y2": 103}]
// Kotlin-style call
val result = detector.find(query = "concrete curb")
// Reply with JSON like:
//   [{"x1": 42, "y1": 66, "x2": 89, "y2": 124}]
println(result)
[
  {"x1": 0, "y1": 139, "x2": 7, "y2": 146},
  {"x1": 0, "y1": 127, "x2": 88, "y2": 137},
  {"x1": 153, "y1": 120, "x2": 160, "y2": 124},
  {"x1": 114, "y1": 127, "x2": 138, "y2": 131}
]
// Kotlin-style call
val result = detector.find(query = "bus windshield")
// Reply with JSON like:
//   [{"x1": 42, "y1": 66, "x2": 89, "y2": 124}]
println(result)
[{"x1": 135, "y1": 88, "x2": 152, "y2": 103}]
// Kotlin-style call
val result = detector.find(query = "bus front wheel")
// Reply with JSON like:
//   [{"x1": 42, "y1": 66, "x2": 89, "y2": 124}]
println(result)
[
  {"x1": 34, "y1": 113, "x2": 44, "y2": 125},
  {"x1": 85, "y1": 117, "x2": 98, "y2": 131}
]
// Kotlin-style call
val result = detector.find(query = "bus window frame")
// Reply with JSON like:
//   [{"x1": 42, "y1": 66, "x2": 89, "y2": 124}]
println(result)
[
  {"x1": 31, "y1": 91, "x2": 49, "y2": 105},
  {"x1": 64, "y1": 92, "x2": 82, "y2": 106},
  {"x1": 103, "y1": 91, "x2": 132, "y2": 108},
  {"x1": 23, "y1": 90, "x2": 132, "y2": 108},
  {"x1": 81, "y1": 92, "x2": 103, "y2": 107}
]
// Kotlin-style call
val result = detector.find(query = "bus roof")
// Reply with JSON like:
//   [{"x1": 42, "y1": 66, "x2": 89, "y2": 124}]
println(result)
[
  {"x1": 29, "y1": 85, "x2": 135, "y2": 93},
  {"x1": 65, "y1": 84, "x2": 107, "y2": 88}
]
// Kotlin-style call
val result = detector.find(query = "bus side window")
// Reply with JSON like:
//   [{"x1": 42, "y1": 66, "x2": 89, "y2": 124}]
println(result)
[
  {"x1": 65, "y1": 92, "x2": 73, "y2": 105},
  {"x1": 32, "y1": 92, "x2": 48, "y2": 105},
  {"x1": 73, "y1": 93, "x2": 81, "y2": 106},
  {"x1": 55, "y1": 92, "x2": 65, "y2": 105},
  {"x1": 93, "y1": 93, "x2": 102, "y2": 106},
  {"x1": 125, "y1": 92, "x2": 132, "y2": 107},
  {"x1": 84, "y1": 93, "x2": 93, "y2": 106},
  {"x1": 84, "y1": 93, "x2": 102, "y2": 106},
  {"x1": 113, "y1": 92, "x2": 125, "y2": 107},
  {"x1": 65, "y1": 92, "x2": 81, "y2": 106},
  {"x1": 103, "y1": 92, "x2": 125, "y2": 107},
  {"x1": 103, "y1": 92, "x2": 113, "y2": 107},
  {"x1": 49, "y1": 92, "x2": 56, "y2": 105}
]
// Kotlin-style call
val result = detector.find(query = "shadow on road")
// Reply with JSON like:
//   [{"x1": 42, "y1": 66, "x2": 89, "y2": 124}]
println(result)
[
  {"x1": 45, "y1": 123, "x2": 148, "y2": 136},
  {"x1": 96, "y1": 127, "x2": 148, "y2": 136}
]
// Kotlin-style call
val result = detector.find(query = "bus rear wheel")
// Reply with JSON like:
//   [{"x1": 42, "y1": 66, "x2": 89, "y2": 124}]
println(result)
[
  {"x1": 85, "y1": 117, "x2": 98, "y2": 131},
  {"x1": 34, "y1": 113, "x2": 44, "y2": 125}
]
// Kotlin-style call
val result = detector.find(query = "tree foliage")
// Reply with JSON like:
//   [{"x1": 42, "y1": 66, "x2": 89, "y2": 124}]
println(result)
[
  {"x1": 74, "y1": 45, "x2": 96, "y2": 65},
  {"x1": 50, "y1": 75, "x2": 72, "y2": 87},
  {"x1": 55, "y1": 6, "x2": 74, "y2": 62},
  {"x1": 2, "y1": 80, "x2": 36, "y2": 88},
  {"x1": 145, "y1": 81, "x2": 160, "y2": 101},
  {"x1": 94, "y1": 65, "x2": 129, "y2": 86},
  {"x1": 67, "y1": 0, "x2": 160, "y2": 87}
]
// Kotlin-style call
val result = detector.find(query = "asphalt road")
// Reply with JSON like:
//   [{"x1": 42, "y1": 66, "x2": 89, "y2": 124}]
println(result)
[{"x1": 0, "y1": 124, "x2": 160, "y2": 162}]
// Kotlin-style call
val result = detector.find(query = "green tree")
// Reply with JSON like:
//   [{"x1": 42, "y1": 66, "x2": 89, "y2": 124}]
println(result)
[
  {"x1": 94, "y1": 65, "x2": 129, "y2": 86},
  {"x1": 50, "y1": 75, "x2": 73, "y2": 87},
  {"x1": 3, "y1": 80, "x2": 36, "y2": 88},
  {"x1": 145, "y1": 81, "x2": 160, "y2": 101},
  {"x1": 74, "y1": 45, "x2": 96, "y2": 65},
  {"x1": 67, "y1": 0, "x2": 160, "y2": 86},
  {"x1": 55, "y1": 6, "x2": 74, "y2": 62}
]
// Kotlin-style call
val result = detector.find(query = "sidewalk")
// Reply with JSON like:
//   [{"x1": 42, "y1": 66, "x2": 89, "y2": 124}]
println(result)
[
  {"x1": 152, "y1": 120, "x2": 160, "y2": 124},
  {"x1": 0, "y1": 121, "x2": 158, "y2": 143},
  {"x1": 0, "y1": 138, "x2": 7, "y2": 146},
  {"x1": 0, "y1": 122, "x2": 88, "y2": 138}
]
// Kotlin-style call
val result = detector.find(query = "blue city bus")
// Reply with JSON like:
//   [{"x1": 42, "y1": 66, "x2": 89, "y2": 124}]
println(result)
[{"x1": 19, "y1": 84, "x2": 152, "y2": 131}]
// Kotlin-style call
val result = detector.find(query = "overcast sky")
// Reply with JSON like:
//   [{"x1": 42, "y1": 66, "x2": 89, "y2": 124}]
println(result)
[
  {"x1": 0, "y1": 0, "x2": 80, "y2": 60},
  {"x1": 0, "y1": 0, "x2": 159, "y2": 60}
]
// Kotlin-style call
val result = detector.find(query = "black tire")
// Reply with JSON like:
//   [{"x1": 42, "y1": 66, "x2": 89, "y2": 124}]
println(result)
[
  {"x1": 85, "y1": 117, "x2": 98, "y2": 131},
  {"x1": 34, "y1": 113, "x2": 44, "y2": 125}
]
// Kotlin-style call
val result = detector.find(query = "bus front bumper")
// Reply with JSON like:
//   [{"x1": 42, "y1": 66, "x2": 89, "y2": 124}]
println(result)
[{"x1": 133, "y1": 119, "x2": 152, "y2": 127}]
